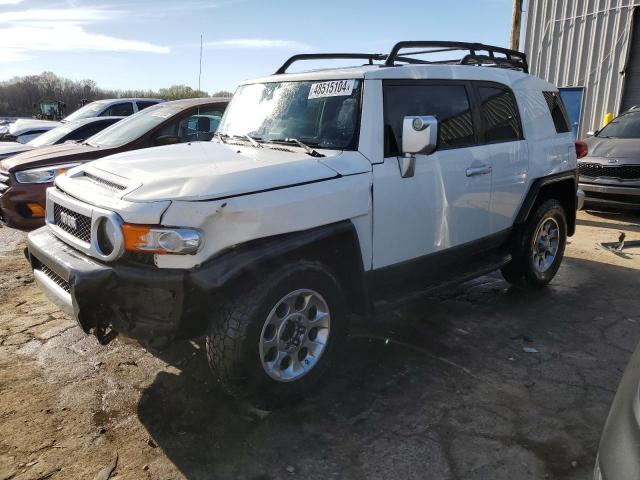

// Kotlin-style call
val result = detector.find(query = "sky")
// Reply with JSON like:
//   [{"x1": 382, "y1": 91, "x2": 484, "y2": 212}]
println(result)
[{"x1": 0, "y1": 0, "x2": 517, "y2": 94}]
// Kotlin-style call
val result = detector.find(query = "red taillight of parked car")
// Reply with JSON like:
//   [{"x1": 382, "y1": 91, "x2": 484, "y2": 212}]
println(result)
[{"x1": 575, "y1": 140, "x2": 588, "y2": 159}]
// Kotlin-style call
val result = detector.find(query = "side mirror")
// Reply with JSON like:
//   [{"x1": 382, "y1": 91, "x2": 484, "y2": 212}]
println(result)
[
  {"x1": 154, "y1": 135, "x2": 180, "y2": 146},
  {"x1": 398, "y1": 115, "x2": 438, "y2": 178},
  {"x1": 402, "y1": 115, "x2": 438, "y2": 155},
  {"x1": 196, "y1": 116, "x2": 211, "y2": 132}
]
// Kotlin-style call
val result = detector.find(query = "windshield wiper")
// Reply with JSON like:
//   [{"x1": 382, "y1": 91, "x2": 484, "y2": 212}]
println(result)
[
  {"x1": 266, "y1": 138, "x2": 325, "y2": 157},
  {"x1": 215, "y1": 132, "x2": 227, "y2": 144},
  {"x1": 244, "y1": 134, "x2": 262, "y2": 148}
]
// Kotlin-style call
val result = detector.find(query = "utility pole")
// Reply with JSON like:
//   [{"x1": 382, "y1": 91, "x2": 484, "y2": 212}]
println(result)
[{"x1": 510, "y1": 0, "x2": 524, "y2": 51}]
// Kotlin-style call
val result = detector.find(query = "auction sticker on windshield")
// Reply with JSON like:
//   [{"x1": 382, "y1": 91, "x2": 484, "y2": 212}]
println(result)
[{"x1": 308, "y1": 80, "x2": 354, "y2": 99}]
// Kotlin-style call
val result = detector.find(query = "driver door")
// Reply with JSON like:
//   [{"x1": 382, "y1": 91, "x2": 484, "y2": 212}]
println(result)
[{"x1": 371, "y1": 80, "x2": 492, "y2": 273}]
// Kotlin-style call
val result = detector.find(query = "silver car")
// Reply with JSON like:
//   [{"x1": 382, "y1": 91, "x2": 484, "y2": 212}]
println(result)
[{"x1": 580, "y1": 107, "x2": 640, "y2": 210}]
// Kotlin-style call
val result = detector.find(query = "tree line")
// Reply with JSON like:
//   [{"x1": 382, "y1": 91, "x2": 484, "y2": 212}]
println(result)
[{"x1": 0, "y1": 72, "x2": 233, "y2": 117}]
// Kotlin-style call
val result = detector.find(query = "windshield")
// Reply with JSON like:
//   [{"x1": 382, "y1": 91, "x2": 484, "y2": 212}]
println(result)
[
  {"x1": 597, "y1": 111, "x2": 640, "y2": 139},
  {"x1": 64, "y1": 102, "x2": 106, "y2": 122},
  {"x1": 218, "y1": 80, "x2": 361, "y2": 150},
  {"x1": 27, "y1": 124, "x2": 74, "y2": 147},
  {"x1": 86, "y1": 104, "x2": 180, "y2": 147}
]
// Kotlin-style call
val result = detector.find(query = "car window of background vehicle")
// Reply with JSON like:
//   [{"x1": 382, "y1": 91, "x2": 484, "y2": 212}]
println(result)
[{"x1": 597, "y1": 111, "x2": 640, "y2": 138}]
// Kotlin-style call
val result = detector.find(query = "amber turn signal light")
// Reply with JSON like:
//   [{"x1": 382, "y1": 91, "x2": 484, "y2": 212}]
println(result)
[{"x1": 26, "y1": 203, "x2": 45, "y2": 218}]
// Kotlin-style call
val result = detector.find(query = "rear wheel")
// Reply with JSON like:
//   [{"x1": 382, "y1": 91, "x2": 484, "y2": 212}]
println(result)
[
  {"x1": 205, "y1": 261, "x2": 345, "y2": 409},
  {"x1": 501, "y1": 199, "x2": 567, "y2": 287}
]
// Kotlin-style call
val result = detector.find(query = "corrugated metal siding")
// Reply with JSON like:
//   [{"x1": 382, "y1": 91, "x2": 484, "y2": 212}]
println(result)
[
  {"x1": 621, "y1": 9, "x2": 640, "y2": 109},
  {"x1": 524, "y1": 0, "x2": 638, "y2": 137}
]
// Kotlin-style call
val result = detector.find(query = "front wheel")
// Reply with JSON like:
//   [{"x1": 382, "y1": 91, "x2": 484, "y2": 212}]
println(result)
[
  {"x1": 501, "y1": 199, "x2": 567, "y2": 287},
  {"x1": 205, "y1": 261, "x2": 345, "y2": 409}
]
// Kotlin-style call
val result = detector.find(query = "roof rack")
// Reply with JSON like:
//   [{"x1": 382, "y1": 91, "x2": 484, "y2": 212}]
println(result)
[
  {"x1": 275, "y1": 53, "x2": 386, "y2": 75},
  {"x1": 385, "y1": 41, "x2": 528, "y2": 72},
  {"x1": 274, "y1": 52, "x2": 437, "y2": 74},
  {"x1": 274, "y1": 41, "x2": 528, "y2": 75}
]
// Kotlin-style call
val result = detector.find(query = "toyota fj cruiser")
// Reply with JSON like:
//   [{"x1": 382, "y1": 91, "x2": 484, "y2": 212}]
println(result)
[{"x1": 26, "y1": 42, "x2": 583, "y2": 407}]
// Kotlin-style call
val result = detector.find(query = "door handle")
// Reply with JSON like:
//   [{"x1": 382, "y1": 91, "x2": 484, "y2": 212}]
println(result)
[{"x1": 466, "y1": 165, "x2": 492, "y2": 177}]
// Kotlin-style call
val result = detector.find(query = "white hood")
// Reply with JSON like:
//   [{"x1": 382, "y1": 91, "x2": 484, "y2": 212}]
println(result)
[
  {"x1": 9, "y1": 118, "x2": 60, "y2": 136},
  {"x1": 0, "y1": 141, "x2": 33, "y2": 159},
  {"x1": 73, "y1": 141, "x2": 371, "y2": 202}
]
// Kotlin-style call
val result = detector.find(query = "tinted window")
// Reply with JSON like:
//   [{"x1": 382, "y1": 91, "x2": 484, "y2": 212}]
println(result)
[
  {"x1": 597, "y1": 111, "x2": 640, "y2": 139},
  {"x1": 478, "y1": 86, "x2": 523, "y2": 142},
  {"x1": 65, "y1": 120, "x2": 119, "y2": 141},
  {"x1": 136, "y1": 101, "x2": 158, "y2": 111},
  {"x1": 383, "y1": 84, "x2": 475, "y2": 156},
  {"x1": 155, "y1": 109, "x2": 225, "y2": 142},
  {"x1": 100, "y1": 102, "x2": 134, "y2": 117},
  {"x1": 543, "y1": 91, "x2": 571, "y2": 134}
]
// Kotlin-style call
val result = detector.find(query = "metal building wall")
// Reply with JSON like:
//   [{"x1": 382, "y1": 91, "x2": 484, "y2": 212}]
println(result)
[{"x1": 523, "y1": 0, "x2": 638, "y2": 138}]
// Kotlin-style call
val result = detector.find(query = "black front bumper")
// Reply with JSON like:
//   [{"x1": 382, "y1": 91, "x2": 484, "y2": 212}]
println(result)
[
  {"x1": 580, "y1": 181, "x2": 640, "y2": 210},
  {"x1": 27, "y1": 227, "x2": 187, "y2": 345}
]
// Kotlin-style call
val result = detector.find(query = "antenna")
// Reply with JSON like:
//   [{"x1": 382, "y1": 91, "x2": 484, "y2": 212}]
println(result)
[
  {"x1": 197, "y1": 33, "x2": 203, "y2": 135},
  {"x1": 198, "y1": 34, "x2": 203, "y2": 93}
]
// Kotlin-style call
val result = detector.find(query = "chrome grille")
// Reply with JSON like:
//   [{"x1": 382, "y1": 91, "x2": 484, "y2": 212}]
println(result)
[
  {"x1": 40, "y1": 264, "x2": 70, "y2": 293},
  {"x1": 83, "y1": 172, "x2": 126, "y2": 191},
  {"x1": 0, "y1": 170, "x2": 8, "y2": 194},
  {"x1": 53, "y1": 203, "x2": 91, "y2": 243},
  {"x1": 579, "y1": 163, "x2": 640, "y2": 180}
]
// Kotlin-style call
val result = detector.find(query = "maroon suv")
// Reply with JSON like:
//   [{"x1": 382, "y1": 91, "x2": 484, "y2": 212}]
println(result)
[{"x1": 0, "y1": 97, "x2": 229, "y2": 230}]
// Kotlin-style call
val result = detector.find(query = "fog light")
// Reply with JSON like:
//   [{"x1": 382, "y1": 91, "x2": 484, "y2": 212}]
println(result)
[{"x1": 26, "y1": 203, "x2": 45, "y2": 218}]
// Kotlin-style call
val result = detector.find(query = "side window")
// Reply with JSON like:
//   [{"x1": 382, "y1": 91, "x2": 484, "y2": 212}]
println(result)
[
  {"x1": 100, "y1": 102, "x2": 134, "y2": 117},
  {"x1": 477, "y1": 86, "x2": 523, "y2": 143},
  {"x1": 154, "y1": 109, "x2": 225, "y2": 143},
  {"x1": 136, "y1": 101, "x2": 157, "y2": 111},
  {"x1": 543, "y1": 91, "x2": 571, "y2": 134},
  {"x1": 65, "y1": 121, "x2": 117, "y2": 142},
  {"x1": 383, "y1": 84, "x2": 475, "y2": 156}
]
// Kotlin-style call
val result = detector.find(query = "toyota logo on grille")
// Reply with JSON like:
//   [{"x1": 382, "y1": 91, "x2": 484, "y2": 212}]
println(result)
[{"x1": 59, "y1": 211, "x2": 77, "y2": 230}]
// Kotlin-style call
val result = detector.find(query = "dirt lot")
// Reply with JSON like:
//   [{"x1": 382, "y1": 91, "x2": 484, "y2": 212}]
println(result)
[{"x1": 1, "y1": 210, "x2": 640, "y2": 480}]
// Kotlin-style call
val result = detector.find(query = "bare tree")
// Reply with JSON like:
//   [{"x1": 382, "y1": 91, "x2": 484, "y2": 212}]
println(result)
[{"x1": 0, "y1": 72, "x2": 216, "y2": 117}]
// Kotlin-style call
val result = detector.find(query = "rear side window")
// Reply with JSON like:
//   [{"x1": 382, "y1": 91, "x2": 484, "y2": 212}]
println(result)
[
  {"x1": 543, "y1": 91, "x2": 571, "y2": 134},
  {"x1": 136, "y1": 101, "x2": 157, "y2": 111},
  {"x1": 65, "y1": 120, "x2": 119, "y2": 142},
  {"x1": 477, "y1": 86, "x2": 523, "y2": 142},
  {"x1": 100, "y1": 102, "x2": 134, "y2": 117},
  {"x1": 384, "y1": 83, "x2": 475, "y2": 155}
]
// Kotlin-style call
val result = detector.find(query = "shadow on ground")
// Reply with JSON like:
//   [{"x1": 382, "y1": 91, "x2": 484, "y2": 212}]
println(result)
[{"x1": 138, "y1": 254, "x2": 640, "y2": 480}]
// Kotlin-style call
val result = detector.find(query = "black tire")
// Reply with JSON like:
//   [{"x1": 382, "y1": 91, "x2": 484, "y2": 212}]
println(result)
[
  {"x1": 205, "y1": 261, "x2": 346, "y2": 409},
  {"x1": 501, "y1": 199, "x2": 567, "y2": 288}
]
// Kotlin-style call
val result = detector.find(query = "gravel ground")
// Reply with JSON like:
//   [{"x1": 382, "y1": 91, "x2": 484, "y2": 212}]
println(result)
[{"x1": 1, "y1": 210, "x2": 639, "y2": 480}]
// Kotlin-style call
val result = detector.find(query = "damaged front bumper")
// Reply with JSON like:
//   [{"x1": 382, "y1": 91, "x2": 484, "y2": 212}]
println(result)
[{"x1": 27, "y1": 227, "x2": 186, "y2": 346}]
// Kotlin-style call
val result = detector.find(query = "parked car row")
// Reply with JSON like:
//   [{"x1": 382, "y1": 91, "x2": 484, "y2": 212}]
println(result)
[
  {"x1": 0, "y1": 97, "x2": 228, "y2": 230},
  {"x1": 0, "y1": 98, "x2": 164, "y2": 144}
]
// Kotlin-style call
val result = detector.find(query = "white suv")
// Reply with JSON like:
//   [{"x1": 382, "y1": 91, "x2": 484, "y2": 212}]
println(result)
[{"x1": 26, "y1": 42, "x2": 581, "y2": 408}]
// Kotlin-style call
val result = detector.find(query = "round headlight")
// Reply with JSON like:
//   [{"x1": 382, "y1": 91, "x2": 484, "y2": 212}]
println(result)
[{"x1": 96, "y1": 217, "x2": 118, "y2": 256}]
